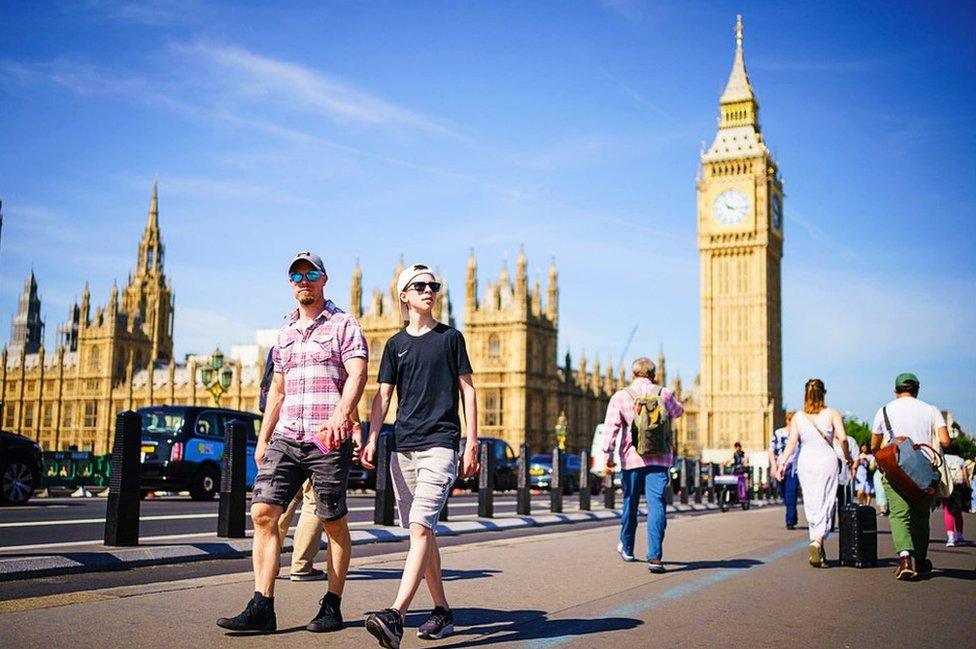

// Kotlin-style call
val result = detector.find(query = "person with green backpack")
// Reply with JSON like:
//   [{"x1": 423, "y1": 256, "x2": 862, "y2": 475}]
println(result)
[{"x1": 602, "y1": 357, "x2": 684, "y2": 573}]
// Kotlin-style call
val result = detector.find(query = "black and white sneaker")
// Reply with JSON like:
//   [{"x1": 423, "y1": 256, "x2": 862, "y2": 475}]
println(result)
[
  {"x1": 417, "y1": 606, "x2": 454, "y2": 640},
  {"x1": 366, "y1": 608, "x2": 403, "y2": 649},
  {"x1": 216, "y1": 592, "x2": 277, "y2": 632}
]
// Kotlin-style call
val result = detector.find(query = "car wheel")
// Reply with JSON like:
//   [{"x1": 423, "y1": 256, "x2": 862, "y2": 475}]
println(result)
[
  {"x1": 1, "y1": 458, "x2": 37, "y2": 505},
  {"x1": 190, "y1": 466, "x2": 220, "y2": 501}
]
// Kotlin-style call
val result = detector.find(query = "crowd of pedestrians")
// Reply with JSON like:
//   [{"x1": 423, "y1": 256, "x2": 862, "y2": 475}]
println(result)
[{"x1": 216, "y1": 251, "x2": 971, "y2": 642}]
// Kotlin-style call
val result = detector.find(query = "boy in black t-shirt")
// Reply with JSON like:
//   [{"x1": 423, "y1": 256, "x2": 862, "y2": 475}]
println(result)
[{"x1": 362, "y1": 263, "x2": 479, "y2": 647}]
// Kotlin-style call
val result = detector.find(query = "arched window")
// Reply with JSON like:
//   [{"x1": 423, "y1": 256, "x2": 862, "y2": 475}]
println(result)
[{"x1": 89, "y1": 346, "x2": 100, "y2": 371}]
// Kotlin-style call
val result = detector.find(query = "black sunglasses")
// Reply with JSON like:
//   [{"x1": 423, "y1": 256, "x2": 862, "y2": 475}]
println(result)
[{"x1": 406, "y1": 281, "x2": 441, "y2": 293}]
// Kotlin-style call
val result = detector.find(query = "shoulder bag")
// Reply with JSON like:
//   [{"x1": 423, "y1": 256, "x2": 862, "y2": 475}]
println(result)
[{"x1": 875, "y1": 407, "x2": 941, "y2": 504}]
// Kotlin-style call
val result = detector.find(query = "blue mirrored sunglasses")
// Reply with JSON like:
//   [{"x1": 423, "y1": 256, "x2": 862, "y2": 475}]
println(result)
[{"x1": 290, "y1": 270, "x2": 324, "y2": 283}]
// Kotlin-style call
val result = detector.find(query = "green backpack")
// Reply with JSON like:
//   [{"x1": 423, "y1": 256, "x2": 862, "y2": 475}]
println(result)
[{"x1": 626, "y1": 385, "x2": 672, "y2": 457}]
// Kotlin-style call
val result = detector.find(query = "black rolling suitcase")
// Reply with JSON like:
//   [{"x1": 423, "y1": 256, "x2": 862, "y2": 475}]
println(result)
[{"x1": 838, "y1": 482, "x2": 877, "y2": 568}]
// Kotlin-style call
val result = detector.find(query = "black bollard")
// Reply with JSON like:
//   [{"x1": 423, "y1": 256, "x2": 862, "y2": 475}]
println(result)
[
  {"x1": 516, "y1": 442, "x2": 531, "y2": 515},
  {"x1": 217, "y1": 420, "x2": 247, "y2": 538},
  {"x1": 579, "y1": 449, "x2": 591, "y2": 511},
  {"x1": 373, "y1": 434, "x2": 395, "y2": 526},
  {"x1": 550, "y1": 447, "x2": 563, "y2": 513},
  {"x1": 477, "y1": 440, "x2": 495, "y2": 518},
  {"x1": 679, "y1": 458, "x2": 689, "y2": 505},
  {"x1": 757, "y1": 467, "x2": 765, "y2": 502},
  {"x1": 104, "y1": 411, "x2": 142, "y2": 546},
  {"x1": 693, "y1": 460, "x2": 703, "y2": 504},
  {"x1": 708, "y1": 463, "x2": 718, "y2": 504}
]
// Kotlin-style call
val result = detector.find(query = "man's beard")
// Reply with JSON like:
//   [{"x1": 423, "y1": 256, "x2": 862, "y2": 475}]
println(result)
[{"x1": 298, "y1": 293, "x2": 316, "y2": 305}]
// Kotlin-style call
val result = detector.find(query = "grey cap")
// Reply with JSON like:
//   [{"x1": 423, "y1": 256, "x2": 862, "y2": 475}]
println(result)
[{"x1": 288, "y1": 251, "x2": 326, "y2": 274}]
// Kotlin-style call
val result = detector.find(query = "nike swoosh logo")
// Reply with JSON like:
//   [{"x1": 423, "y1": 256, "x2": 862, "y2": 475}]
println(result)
[{"x1": 398, "y1": 351, "x2": 408, "y2": 357}]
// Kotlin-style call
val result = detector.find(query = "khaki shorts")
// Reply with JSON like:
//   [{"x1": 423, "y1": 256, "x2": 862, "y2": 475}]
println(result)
[{"x1": 391, "y1": 447, "x2": 458, "y2": 530}]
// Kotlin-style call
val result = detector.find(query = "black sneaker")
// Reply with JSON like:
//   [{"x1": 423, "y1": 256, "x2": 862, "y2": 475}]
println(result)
[
  {"x1": 307, "y1": 592, "x2": 343, "y2": 633},
  {"x1": 417, "y1": 606, "x2": 454, "y2": 640},
  {"x1": 365, "y1": 608, "x2": 403, "y2": 649},
  {"x1": 216, "y1": 592, "x2": 277, "y2": 632}
]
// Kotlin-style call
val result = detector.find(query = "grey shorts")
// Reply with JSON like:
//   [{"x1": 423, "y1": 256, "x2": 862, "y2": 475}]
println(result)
[
  {"x1": 251, "y1": 436, "x2": 352, "y2": 521},
  {"x1": 391, "y1": 447, "x2": 458, "y2": 530}
]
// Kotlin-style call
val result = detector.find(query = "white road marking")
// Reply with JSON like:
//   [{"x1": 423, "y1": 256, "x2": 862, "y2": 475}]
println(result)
[
  {"x1": 0, "y1": 509, "x2": 530, "y2": 553},
  {"x1": 0, "y1": 499, "x2": 517, "y2": 529}
]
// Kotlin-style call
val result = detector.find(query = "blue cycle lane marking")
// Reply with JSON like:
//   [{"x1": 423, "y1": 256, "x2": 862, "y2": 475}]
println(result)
[{"x1": 523, "y1": 539, "x2": 811, "y2": 649}]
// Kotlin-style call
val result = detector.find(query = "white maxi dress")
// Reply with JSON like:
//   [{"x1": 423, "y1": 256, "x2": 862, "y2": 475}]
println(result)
[{"x1": 795, "y1": 411, "x2": 839, "y2": 542}]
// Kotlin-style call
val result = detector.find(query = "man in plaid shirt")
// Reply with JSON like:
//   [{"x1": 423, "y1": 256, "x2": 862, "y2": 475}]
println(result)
[{"x1": 218, "y1": 251, "x2": 367, "y2": 634}]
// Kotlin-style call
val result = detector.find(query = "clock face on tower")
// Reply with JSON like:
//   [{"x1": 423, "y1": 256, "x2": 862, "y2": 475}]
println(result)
[
  {"x1": 712, "y1": 189, "x2": 748, "y2": 225},
  {"x1": 772, "y1": 194, "x2": 783, "y2": 230}
]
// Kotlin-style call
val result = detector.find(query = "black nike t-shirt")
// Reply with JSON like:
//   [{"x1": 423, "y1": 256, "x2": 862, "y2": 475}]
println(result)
[{"x1": 377, "y1": 323, "x2": 473, "y2": 452}]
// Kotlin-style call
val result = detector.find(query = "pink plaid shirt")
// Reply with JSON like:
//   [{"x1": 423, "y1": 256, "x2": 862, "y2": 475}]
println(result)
[
  {"x1": 271, "y1": 300, "x2": 368, "y2": 444},
  {"x1": 602, "y1": 378, "x2": 684, "y2": 470}
]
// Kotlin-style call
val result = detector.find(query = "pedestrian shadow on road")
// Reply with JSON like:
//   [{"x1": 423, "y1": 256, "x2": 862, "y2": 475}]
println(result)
[
  {"x1": 919, "y1": 567, "x2": 976, "y2": 581},
  {"x1": 410, "y1": 607, "x2": 642, "y2": 647},
  {"x1": 663, "y1": 558, "x2": 763, "y2": 572},
  {"x1": 346, "y1": 567, "x2": 500, "y2": 582}
]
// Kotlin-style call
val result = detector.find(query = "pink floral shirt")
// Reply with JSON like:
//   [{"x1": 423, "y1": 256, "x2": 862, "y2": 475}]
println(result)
[
  {"x1": 601, "y1": 377, "x2": 684, "y2": 470},
  {"x1": 271, "y1": 300, "x2": 368, "y2": 445}
]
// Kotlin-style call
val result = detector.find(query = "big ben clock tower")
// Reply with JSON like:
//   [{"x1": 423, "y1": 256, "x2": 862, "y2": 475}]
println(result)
[{"x1": 697, "y1": 15, "x2": 783, "y2": 454}]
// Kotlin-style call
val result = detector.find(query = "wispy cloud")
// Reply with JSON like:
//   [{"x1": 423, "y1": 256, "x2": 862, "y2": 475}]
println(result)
[
  {"x1": 174, "y1": 41, "x2": 464, "y2": 139},
  {"x1": 598, "y1": 68, "x2": 674, "y2": 121},
  {"x1": 116, "y1": 172, "x2": 316, "y2": 207},
  {"x1": 786, "y1": 210, "x2": 866, "y2": 268},
  {"x1": 0, "y1": 59, "x2": 151, "y2": 96},
  {"x1": 0, "y1": 50, "x2": 539, "y2": 201}
]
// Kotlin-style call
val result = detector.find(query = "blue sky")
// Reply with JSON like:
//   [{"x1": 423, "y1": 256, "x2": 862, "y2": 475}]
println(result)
[{"x1": 1, "y1": 1, "x2": 974, "y2": 428}]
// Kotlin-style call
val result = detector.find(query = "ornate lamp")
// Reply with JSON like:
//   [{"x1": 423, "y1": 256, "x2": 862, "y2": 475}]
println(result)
[
  {"x1": 199, "y1": 346, "x2": 231, "y2": 406},
  {"x1": 555, "y1": 411, "x2": 568, "y2": 451}
]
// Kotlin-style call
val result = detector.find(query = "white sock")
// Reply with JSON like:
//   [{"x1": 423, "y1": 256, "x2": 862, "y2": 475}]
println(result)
[{"x1": 899, "y1": 550, "x2": 910, "y2": 558}]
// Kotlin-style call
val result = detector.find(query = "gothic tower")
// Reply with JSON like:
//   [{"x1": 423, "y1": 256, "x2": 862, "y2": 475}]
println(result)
[
  {"x1": 8, "y1": 270, "x2": 44, "y2": 355},
  {"x1": 120, "y1": 181, "x2": 174, "y2": 363},
  {"x1": 464, "y1": 247, "x2": 560, "y2": 451},
  {"x1": 697, "y1": 16, "x2": 784, "y2": 453}
]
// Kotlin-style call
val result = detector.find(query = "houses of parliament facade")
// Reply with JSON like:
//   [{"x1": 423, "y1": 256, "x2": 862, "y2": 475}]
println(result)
[
  {"x1": 0, "y1": 191, "x2": 687, "y2": 455},
  {"x1": 2, "y1": 16, "x2": 780, "y2": 457}
]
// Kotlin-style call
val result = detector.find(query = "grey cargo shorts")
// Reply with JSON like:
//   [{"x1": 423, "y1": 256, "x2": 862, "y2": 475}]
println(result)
[{"x1": 251, "y1": 436, "x2": 353, "y2": 521}]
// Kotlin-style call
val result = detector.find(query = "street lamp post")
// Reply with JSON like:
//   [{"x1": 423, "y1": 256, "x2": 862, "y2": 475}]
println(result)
[
  {"x1": 199, "y1": 346, "x2": 233, "y2": 406},
  {"x1": 555, "y1": 411, "x2": 568, "y2": 451}
]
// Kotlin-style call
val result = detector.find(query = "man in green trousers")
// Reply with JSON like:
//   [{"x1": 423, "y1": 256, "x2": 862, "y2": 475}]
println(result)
[{"x1": 870, "y1": 373, "x2": 950, "y2": 581}]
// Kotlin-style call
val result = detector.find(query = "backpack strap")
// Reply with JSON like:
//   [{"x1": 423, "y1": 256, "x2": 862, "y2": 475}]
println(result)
[{"x1": 625, "y1": 387, "x2": 642, "y2": 415}]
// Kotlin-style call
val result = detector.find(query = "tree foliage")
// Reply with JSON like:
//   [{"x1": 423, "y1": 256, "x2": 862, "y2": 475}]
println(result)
[
  {"x1": 844, "y1": 417, "x2": 873, "y2": 449},
  {"x1": 951, "y1": 431, "x2": 976, "y2": 461}
]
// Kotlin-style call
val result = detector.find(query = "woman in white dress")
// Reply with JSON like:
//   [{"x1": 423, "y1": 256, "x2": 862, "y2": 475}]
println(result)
[{"x1": 776, "y1": 379, "x2": 853, "y2": 567}]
